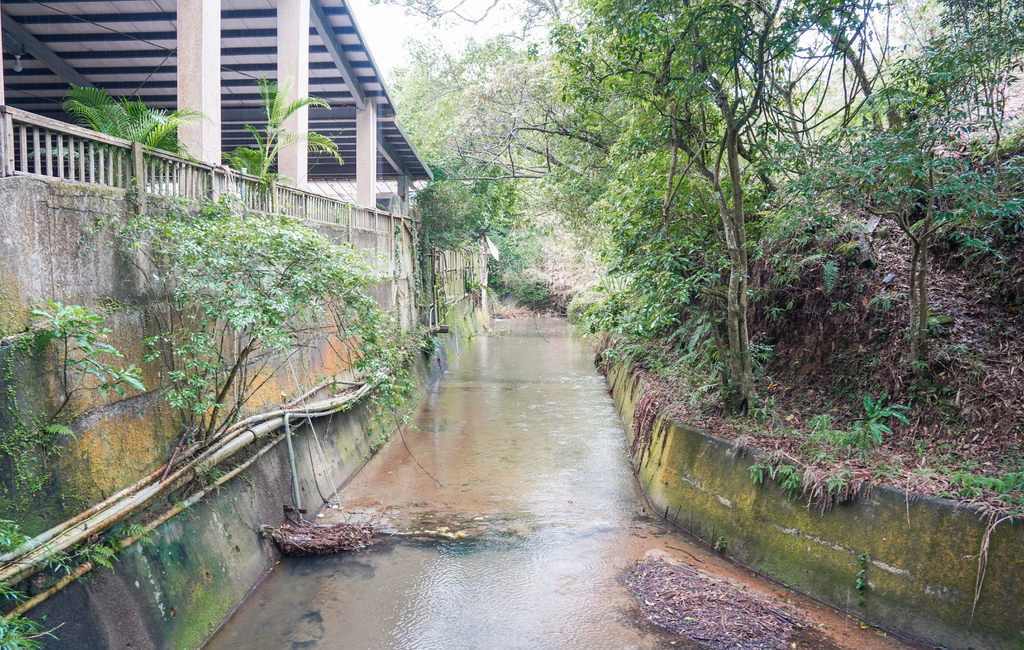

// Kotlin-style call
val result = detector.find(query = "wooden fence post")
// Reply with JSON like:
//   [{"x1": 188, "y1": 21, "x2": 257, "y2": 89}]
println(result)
[
  {"x1": 0, "y1": 108, "x2": 14, "y2": 177},
  {"x1": 131, "y1": 141, "x2": 146, "y2": 211},
  {"x1": 208, "y1": 165, "x2": 220, "y2": 201}
]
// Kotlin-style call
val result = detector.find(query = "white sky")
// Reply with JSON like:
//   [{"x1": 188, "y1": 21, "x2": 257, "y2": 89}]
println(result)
[
  {"x1": 344, "y1": 0, "x2": 423, "y2": 78},
  {"x1": 344, "y1": 0, "x2": 513, "y2": 82}
]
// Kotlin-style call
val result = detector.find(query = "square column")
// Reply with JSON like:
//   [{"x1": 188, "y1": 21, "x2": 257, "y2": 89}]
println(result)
[
  {"x1": 356, "y1": 97, "x2": 377, "y2": 207},
  {"x1": 277, "y1": 0, "x2": 310, "y2": 187},
  {"x1": 1, "y1": 1, "x2": 11, "y2": 178},
  {"x1": 0, "y1": 0, "x2": 6, "y2": 107},
  {"x1": 397, "y1": 175, "x2": 409, "y2": 215},
  {"x1": 176, "y1": 0, "x2": 221, "y2": 164}
]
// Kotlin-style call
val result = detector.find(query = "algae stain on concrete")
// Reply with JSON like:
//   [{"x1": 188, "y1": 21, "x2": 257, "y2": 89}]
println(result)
[
  {"x1": 0, "y1": 276, "x2": 29, "y2": 338},
  {"x1": 608, "y1": 363, "x2": 1024, "y2": 650}
]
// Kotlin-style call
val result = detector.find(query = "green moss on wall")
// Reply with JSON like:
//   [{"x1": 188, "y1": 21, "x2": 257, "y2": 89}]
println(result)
[
  {"x1": 0, "y1": 277, "x2": 28, "y2": 338},
  {"x1": 607, "y1": 363, "x2": 1024, "y2": 650}
]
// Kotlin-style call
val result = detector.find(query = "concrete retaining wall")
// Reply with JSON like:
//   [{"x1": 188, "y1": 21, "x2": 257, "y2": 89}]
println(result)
[
  {"x1": 0, "y1": 176, "x2": 411, "y2": 529},
  {"x1": 607, "y1": 363, "x2": 1024, "y2": 650},
  {"x1": 0, "y1": 175, "x2": 489, "y2": 648},
  {"x1": 28, "y1": 311, "x2": 480, "y2": 649}
]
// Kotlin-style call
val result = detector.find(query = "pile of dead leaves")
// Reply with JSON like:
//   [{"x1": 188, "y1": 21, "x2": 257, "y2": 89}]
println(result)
[
  {"x1": 626, "y1": 555, "x2": 807, "y2": 650},
  {"x1": 262, "y1": 522, "x2": 377, "y2": 555}
]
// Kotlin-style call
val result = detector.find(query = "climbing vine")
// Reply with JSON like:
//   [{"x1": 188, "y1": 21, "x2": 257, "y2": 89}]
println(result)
[{"x1": 856, "y1": 553, "x2": 869, "y2": 606}]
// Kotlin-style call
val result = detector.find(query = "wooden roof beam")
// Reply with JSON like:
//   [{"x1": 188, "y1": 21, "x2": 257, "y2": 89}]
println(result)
[
  {"x1": 309, "y1": 0, "x2": 366, "y2": 110},
  {"x1": 1, "y1": 12, "x2": 93, "y2": 89}
]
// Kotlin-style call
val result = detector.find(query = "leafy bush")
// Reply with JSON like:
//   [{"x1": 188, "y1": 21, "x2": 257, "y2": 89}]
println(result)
[
  {"x1": 488, "y1": 229, "x2": 550, "y2": 306},
  {"x1": 846, "y1": 393, "x2": 909, "y2": 449},
  {"x1": 124, "y1": 197, "x2": 405, "y2": 440}
]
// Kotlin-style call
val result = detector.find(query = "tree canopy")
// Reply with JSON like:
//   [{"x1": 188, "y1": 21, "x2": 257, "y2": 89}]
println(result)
[{"x1": 394, "y1": 0, "x2": 1024, "y2": 509}]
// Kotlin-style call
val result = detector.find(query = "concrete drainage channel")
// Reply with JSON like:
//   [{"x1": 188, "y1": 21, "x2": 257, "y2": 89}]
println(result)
[
  {"x1": 19, "y1": 322, "x2": 479, "y2": 650},
  {"x1": 605, "y1": 362, "x2": 1024, "y2": 650}
]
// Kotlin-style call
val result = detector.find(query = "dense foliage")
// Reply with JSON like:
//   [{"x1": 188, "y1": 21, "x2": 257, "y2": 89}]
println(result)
[
  {"x1": 125, "y1": 197, "x2": 416, "y2": 441},
  {"x1": 392, "y1": 35, "x2": 609, "y2": 304},
  {"x1": 393, "y1": 0, "x2": 1024, "y2": 510}
]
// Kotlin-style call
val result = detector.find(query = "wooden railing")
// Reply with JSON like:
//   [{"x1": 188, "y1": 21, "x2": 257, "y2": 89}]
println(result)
[
  {"x1": 1, "y1": 105, "x2": 133, "y2": 188},
  {"x1": 0, "y1": 105, "x2": 411, "y2": 247}
]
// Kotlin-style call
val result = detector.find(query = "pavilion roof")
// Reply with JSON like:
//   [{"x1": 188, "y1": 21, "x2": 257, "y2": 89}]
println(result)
[{"x1": 1, "y1": 0, "x2": 432, "y2": 181}]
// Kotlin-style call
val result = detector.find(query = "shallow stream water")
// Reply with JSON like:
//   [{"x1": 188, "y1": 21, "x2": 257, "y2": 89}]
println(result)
[{"x1": 205, "y1": 318, "x2": 915, "y2": 650}]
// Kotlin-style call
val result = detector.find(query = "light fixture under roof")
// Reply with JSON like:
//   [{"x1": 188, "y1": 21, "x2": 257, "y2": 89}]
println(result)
[{"x1": 13, "y1": 54, "x2": 22, "y2": 73}]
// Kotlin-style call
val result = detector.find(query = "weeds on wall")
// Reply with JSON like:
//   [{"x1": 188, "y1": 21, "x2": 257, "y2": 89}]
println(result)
[
  {"x1": 749, "y1": 451, "x2": 864, "y2": 515},
  {"x1": 32, "y1": 301, "x2": 145, "y2": 417},
  {"x1": 0, "y1": 194, "x2": 428, "y2": 647},
  {"x1": 1, "y1": 302, "x2": 144, "y2": 505},
  {"x1": 856, "y1": 553, "x2": 869, "y2": 606},
  {"x1": 0, "y1": 520, "x2": 49, "y2": 649},
  {"x1": 0, "y1": 303, "x2": 151, "y2": 645},
  {"x1": 0, "y1": 516, "x2": 153, "y2": 649}
]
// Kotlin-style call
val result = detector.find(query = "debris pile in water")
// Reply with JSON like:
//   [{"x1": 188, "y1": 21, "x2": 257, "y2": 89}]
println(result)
[
  {"x1": 626, "y1": 555, "x2": 807, "y2": 650},
  {"x1": 262, "y1": 522, "x2": 377, "y2": 555}
]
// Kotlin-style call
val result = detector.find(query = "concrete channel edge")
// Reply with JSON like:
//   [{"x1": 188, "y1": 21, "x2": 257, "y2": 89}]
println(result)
[{"x1": 605, "y1": 362, "x2": 1024, "y2": 650}]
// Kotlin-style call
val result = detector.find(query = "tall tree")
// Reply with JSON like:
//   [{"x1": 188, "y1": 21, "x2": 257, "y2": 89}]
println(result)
[
  {"x1": 557, "y1": 0, "x2": 871, "y2": 413},
  {"x1": 815, "y1": 0, "x2": 1024, "y2": 373}
]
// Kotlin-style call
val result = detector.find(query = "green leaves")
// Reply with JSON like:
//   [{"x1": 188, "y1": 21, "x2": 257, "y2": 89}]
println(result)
[
  {"x1": 826, "y1": 394, "x2": 910, "y2": 449},
  {"x1": 31, "y1": 302, "x2": 103, "y2": 351},
  {"x1": 0, "y1": 614, "x2": 51, "y2": 649},
  {"x1": 224, "y1": 75, "x2": 341, "y2": 185},
  {"x1": 31, "y1": 300, "x2": 146, "y2": 402},
  {"x1": 42, "y1": 424, "x2": 74, "y2": 439},
  {"x1": 128, "y1": 197, "x2": 393, "y2": 438},
  {"x1": 63, "y1": 86, "x2": 203, "y2": 154}
]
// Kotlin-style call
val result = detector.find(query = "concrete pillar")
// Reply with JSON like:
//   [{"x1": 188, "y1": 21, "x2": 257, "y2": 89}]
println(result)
[
  {"x1": 277, "y1": 0, "x2": 309, "y2": 187},
  {"x1": 356, "y1": 97, "x2": 377, "y2": 207},
  {"x1": 397, "y1": 175, "x2": 409, "y2": 215},
  {"x1": 176, "y1": 0, "x2": 221, "y2": 164},
  {"x1": 0, "y1": 0, "x2": 6, "y2": 107},
  {"x1": 0, "y1": 2, "x2": 8, "y2": 178}
]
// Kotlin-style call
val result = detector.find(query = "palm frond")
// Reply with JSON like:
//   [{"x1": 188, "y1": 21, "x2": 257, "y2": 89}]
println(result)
[
  {"x1": 61, "y1": 86, "x2": 203, "y2": 155},
  {"x1": 222, "y1": 74, "x2": 343, "y2": 181}
]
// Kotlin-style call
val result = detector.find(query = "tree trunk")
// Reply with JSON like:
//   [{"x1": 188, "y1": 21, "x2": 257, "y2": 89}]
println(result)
[
  {"x1": 908, "y1": 238, "x2": 921, "y2": 365},
  {"x1": 717, "y1": 130, "x2": 753, "y2": 414},
  {"x1": 663, "y1": 121, "x2": 679, "y2": 242},
  {"x1": 904, "y1": 204, "x2": 932, "y2": 375},
  {"x1": 909, "y1": 220, "x2": 932, "y2": 374}
]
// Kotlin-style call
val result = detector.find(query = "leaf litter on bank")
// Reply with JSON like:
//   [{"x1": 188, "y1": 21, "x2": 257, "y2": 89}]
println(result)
[{"x1": 626, "y1": 554, "x2": 808, "y2": 650}]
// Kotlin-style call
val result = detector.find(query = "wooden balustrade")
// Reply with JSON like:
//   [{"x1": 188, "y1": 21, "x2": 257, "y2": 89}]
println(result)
[{"x1": 0, "y1": 105, "x2": 412, "y2": 242}]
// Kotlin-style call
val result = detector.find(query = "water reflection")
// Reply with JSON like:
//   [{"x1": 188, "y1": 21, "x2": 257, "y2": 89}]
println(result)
[
  {"x1": 208, "y1": 318, "x2": 689, "y2": 649},
  {"x1": 205, "y1": 319, "x2": 906, "y2": 650}
]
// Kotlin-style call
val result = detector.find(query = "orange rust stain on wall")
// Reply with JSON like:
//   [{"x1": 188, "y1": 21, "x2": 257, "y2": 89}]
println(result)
[{"x1": 63, "y1": 405, "x2": 174, "y2": 499}]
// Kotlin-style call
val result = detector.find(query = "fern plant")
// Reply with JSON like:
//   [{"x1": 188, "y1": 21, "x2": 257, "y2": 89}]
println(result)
[{"x1": 845, "y1": 392, "x2": 909, "y2": 448}]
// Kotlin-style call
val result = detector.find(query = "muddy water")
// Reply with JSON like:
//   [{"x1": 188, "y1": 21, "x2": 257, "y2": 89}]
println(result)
[{"x1": 205, "y1": 318, "x2": 915, "y2": 650}]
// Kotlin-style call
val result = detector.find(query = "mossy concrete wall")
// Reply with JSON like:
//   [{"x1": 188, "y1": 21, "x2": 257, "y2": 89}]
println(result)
[
  {"x1": 607, "y1": 363, "x2": 1024, "y2": 650},
  {"x1": 0, "y1": 176, "x2": 414, "y2": 530},
  {"x1": 26, "y1": 288, "x2": 483, "y2": 650},
  {"x1": 0, "y1": 175, "x2": 486, "y2": 648}
]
